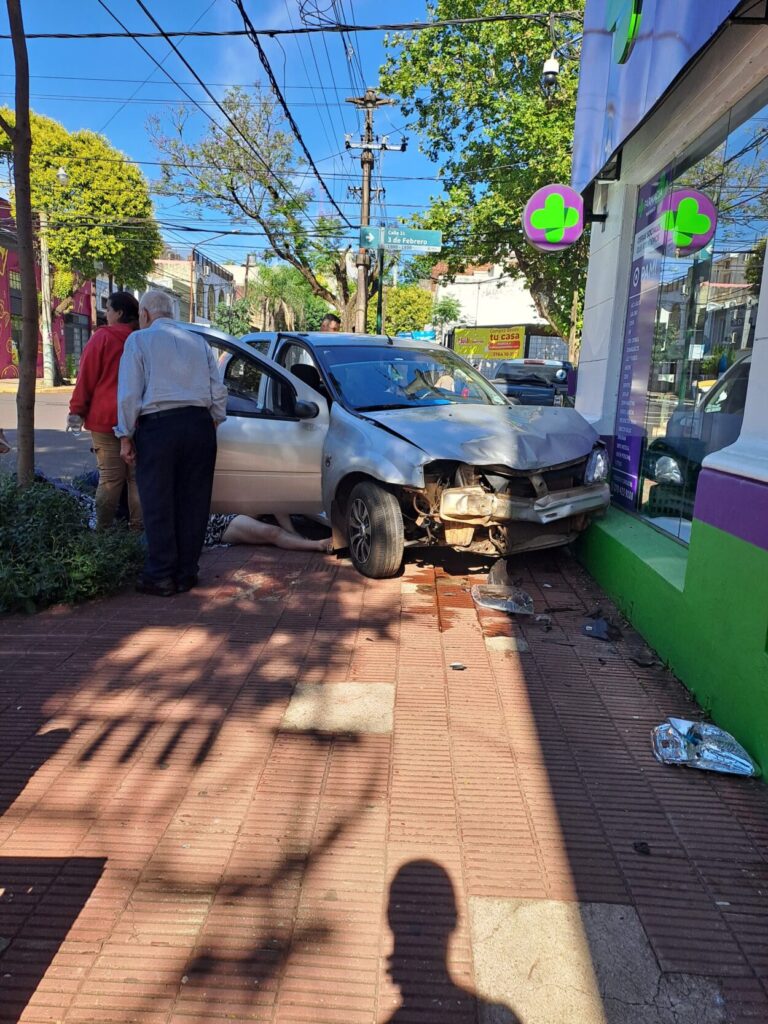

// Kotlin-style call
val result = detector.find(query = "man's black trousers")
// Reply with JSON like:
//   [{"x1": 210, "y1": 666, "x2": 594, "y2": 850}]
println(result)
[{"x1": 134, "y1": 406, "x2": 217, "y2": 586}]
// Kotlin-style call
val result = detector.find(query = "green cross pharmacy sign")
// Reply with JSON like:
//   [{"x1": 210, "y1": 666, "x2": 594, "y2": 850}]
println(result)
[{"x1": 606, "y1": 0, "x2": 643, "y2": 64}]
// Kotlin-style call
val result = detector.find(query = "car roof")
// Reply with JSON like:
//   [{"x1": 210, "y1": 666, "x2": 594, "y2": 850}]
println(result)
[
  {"x1": 256, "y1": 330, "x2": 449, "y2": 352},
  {"x1": 496, "y1": 358, "x2": 568, "y2": 367}
]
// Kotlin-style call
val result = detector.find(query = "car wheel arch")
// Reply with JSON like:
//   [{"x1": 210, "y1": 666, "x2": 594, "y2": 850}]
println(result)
[{"x1": 330, "y1": 472, "x2": 403, "y2": 549}]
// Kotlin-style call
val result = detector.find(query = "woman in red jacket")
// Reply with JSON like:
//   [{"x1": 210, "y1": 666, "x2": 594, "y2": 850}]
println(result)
[{"x1": 69, "y1": 292, "x2": 143, "y2": 531}]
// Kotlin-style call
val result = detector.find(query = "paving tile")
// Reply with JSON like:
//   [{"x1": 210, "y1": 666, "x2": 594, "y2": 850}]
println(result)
[{"x1": 1, "y1": 547, "x2": 767, "y2": 1024}]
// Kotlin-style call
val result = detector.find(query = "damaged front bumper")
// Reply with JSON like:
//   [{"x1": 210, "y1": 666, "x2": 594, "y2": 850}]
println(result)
[{"x1": 439, "y1": 482, "x2": 610, "y2": 526}]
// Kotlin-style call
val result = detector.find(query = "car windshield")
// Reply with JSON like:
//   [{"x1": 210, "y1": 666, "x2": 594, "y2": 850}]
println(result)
[{"x1": 318, "y1": 345, "x2": 508, "y2": 411}]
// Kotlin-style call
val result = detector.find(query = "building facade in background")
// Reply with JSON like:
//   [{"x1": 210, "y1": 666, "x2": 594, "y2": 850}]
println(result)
[
  {"x1": 573, "y1": 0, "x2": 768, "y2": 768},
  {"x1": 155, "y1": 250, "x2": 234, "y2": 326},
  {"x1": 431, "y1": 262, "x2": 547, "y2": 334},
  {"x1": 0, "y1": 199, "x2": 92, "y2": 380}
]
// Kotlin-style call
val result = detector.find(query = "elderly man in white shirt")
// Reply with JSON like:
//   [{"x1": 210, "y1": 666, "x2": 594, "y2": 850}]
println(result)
[{"x1": 116, "y1": 290, "x2": 227, "y2": 596}]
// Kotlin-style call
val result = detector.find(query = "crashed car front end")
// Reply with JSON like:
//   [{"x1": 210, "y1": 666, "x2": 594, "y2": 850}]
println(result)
[{"x1": 403, "y1": 449, "x2": 610, "y2": 556}]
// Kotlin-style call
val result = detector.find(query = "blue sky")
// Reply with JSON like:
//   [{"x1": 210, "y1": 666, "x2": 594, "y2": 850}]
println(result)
[{"x1": 0, "y1": 0, "x2": 442, "y2": 267}]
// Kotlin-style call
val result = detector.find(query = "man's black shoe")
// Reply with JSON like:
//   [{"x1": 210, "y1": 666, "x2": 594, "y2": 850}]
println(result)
[
  {"x1": 175, "y1": 575, "x2": 199, "y2": 593},
  {"x1": 136, "y1": 578, "x2": 176, "y2": 597}
]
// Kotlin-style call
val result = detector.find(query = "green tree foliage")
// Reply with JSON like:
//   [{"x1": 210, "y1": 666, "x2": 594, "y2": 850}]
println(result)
[
  {"x1": 210, "y1": 298, "x2": 254, "y2": 335},
  {"x1": 399, "y1": 254, "x2": 435, "y2": 284},
  {"x1": 150, "y1": 91, "x2": 376, "y2": 328},
  {"x1": 247, "y1": 263, "x2": 333, "y2": 330},
  {"x1": 432, "y1": 295, "x2": 462, "y2": 326},
  {"x1": 0, "y1": 108, "x2": 161, "y2": 294},
  {"x1": 367, "y1": 284, "x2": 434, "y2": 334},
  {"x1": 381, "y1": 0, "x2": 586, "y2": 336}
]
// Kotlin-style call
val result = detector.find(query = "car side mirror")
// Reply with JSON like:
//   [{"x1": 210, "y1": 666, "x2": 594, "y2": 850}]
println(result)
[{"x1": 295, "y1": 399, "x2": 320, "y2": 420}]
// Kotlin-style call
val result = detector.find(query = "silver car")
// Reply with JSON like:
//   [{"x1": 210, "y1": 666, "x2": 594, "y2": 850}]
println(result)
[{"x1": 184, "y1": 325, "x2": 610, "y2": 578}]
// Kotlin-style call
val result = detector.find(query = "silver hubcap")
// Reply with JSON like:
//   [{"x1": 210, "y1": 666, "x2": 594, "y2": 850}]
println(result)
[{"x1": 349, "y1": 498, "x2": 372, "y2": 564}]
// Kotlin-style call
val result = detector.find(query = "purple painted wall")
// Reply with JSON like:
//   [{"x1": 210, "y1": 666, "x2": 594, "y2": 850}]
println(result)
[
  {"x1": 694, "y1": 468, "x2": 768, "y2": 552},
  {"x1": 573, "y1": 0, "x2": 742, "y2": 193}
]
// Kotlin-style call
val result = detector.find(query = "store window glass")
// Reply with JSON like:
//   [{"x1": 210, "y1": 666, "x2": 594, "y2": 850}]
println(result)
[{"x1": 613, "y1": 86, "x2": 765, "y2": 542}]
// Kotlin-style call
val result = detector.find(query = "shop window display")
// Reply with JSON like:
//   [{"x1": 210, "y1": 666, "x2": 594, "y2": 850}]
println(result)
[{"x1": 613, "y1": 87, "x2": 766, "y2": 542}]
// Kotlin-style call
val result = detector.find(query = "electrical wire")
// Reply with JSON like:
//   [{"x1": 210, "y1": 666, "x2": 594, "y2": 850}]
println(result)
[
  {"x1": 230, "y1": 0, "x2": 353, "y2": 226},
  {"x1": 0, "y1": 73, "x2": 429, "y2": 93},
  {"x1": 99, "y1": 0, "x2": 219, "y2": 132},
  {"x1": 2, "y1": 12, "x2": 582, "y2": 40},
  {"x1": 280, "y1": 0, "x2": 343, "y2": 194},
  {"x1": 96, "y1": 0, "x2": 317, "y2": 227}
]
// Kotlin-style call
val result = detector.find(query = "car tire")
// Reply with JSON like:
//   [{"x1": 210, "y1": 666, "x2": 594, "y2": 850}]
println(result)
[{"x1": 346, "y1": 481, "x2": 404, "y2": 579}]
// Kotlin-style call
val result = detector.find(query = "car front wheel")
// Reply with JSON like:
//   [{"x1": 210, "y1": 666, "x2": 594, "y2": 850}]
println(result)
[{"x1": 346, "y1": 481, "x2": 404, "y2": 579}]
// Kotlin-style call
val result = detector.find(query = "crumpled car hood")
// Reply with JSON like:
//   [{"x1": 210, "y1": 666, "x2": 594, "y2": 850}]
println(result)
[{"x1": 361, "y1": 403, "x2": 599, "y2": 469}]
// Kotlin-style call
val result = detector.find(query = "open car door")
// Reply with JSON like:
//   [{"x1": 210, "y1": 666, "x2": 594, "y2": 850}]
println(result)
[{"x1": 192, "y1": 330, "x2": 329, "y2": 516}]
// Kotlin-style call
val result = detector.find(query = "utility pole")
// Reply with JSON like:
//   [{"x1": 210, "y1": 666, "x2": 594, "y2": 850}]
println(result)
[
  {"x1": 188, "y1": 248, "x2": 195, "y2": 322},
  {"x1": 243, "y1": 252, "x2": 252, "y2": 297},
  {"x1": 345, "y1": 88, "x2": 407, "y2": 333},
  {"x1": 38, "y1": 208, "x2": 55, "y2": 386}
]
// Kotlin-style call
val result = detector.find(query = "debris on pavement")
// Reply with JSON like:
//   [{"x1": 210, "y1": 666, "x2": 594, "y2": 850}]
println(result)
[
  {"x1": 633, "y1": 841, "x2": 651, "y2": 856},
  {"x1": 581, "y1": 617, "x2": 623, "y2": 642},
  {"x1": 651, "y1": 717, "x2": 761, "y2": 777},
  {"x1": 487, "y1": 560, "x2": 524, "y2": 588},
  {"x1": 629, "y1": 646, "x2": 656, "y2": 667},
  {"x1": 472, "y1": 585, "x2": 534, "y2": 616},
  {"x1": 450, "y1": 662, "x2": 466, "y2": 671}
]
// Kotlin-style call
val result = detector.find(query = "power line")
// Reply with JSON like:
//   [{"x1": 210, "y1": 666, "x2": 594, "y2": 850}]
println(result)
[
  {"x1": 280, "y1": 0, "x2": 344, "y2": 185},
  {"x1": 230, "y1": 0, "x2": 353, "y2": 226},
  {"x1": 96, "y1": 0, "x2": 317, "y2": 226},
  {"x1": 98, "y1": 0, "x2": 219, "y2": 133},
  {"x1": 1, "y1": 13, "x2": 584, "y2": 40},
  {"x1": 0, "y1": 91, "x2": 375, "y2": 109},
  {"x1": 0, "y1": 73, "x2": 429, "y2": 93}
]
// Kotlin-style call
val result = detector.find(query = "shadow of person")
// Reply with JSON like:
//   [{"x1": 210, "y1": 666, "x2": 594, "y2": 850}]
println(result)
[{"x1": 383, "y1": 860, "x2": 522, "y2": 1023}]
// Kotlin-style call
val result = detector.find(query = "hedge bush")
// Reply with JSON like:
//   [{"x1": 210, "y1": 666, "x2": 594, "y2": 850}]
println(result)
[{"x1": 0, "y1": 474, "x2": 143, "y2": 614}]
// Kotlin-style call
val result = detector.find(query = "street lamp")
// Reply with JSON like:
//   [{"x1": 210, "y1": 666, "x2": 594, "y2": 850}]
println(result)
[{"x1": 38, "y1": 166, "x2": 69, "y2": 386}]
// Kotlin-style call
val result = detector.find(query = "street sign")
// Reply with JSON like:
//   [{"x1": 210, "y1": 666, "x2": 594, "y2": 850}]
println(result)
[
  {"x1": 359, "y1": 226, "x2": 383, "y2": 247},
  {"x1": 383, "y1": 227, "x2": 442, "y2": 252},
  {"x1": 358, "y1": 225, "x2": 442, "y2": 252}
]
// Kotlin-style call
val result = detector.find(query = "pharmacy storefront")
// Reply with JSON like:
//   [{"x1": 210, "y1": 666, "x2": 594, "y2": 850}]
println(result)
[{"x1": 574, "y1": 1, "x2": 768, "y2": 768}]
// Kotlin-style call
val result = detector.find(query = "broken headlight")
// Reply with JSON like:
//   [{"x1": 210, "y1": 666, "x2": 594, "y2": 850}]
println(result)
[{"x1": 584, "y1": 447, "x2": 609, "y2": 484}]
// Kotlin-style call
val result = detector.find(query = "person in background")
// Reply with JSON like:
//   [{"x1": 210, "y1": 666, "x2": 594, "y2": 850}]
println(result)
[
  {"x1": 205, "y1": 513, "x2": 332, "y2": 552},
  {"x1": 68, "y1": 291, "x2": 143, "y2": 531},
  {"x1": 116, "y1": 290, "x2": 227, "y2": 597},
  {"x1": 320, "y1": 313, "x2": 341, "y2": 332}
]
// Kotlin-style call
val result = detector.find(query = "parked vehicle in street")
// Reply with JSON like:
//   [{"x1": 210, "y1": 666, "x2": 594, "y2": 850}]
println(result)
[
  {"x1": 642, "y1": 351, "x2": 752, "y2": 520},
  {"x1": 181, "y1": 325, "x2": 609, "y2": 578},
  {"x1": 488, "y1": 359, "x2": 574, "y2": 406}
]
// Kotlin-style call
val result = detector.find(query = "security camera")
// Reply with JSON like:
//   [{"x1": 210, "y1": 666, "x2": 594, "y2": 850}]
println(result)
[{"x1": 541, "y1": 55, "x2": 560, "y2": 97}]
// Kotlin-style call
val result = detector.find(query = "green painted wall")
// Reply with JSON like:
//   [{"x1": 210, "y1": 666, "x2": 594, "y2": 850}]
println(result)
[{"x1": 578, "y1": 508, "x2": 768, "y2": 772}]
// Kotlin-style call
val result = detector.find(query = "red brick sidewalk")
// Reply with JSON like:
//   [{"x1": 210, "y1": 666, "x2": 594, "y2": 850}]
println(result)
[{"x1": 1, "y1": 546, "x2": 767, "y2": 1023}]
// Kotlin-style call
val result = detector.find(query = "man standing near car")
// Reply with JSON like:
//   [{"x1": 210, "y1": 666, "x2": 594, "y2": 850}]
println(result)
[
  {"x1": 320, "y1": 313, "x2": 341, "y2": 332},
  {"x1": 116, "y1": 290, "x2": 228, "y2": 596}
]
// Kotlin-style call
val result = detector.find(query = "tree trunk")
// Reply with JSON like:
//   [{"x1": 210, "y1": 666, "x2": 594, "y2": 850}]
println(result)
[
  {"x1": 568, "y1": 288, "x2": 580, "y2": 364},
  {"x1": 512, "y1": 247, "x2": 567, "y2": 339},
  {"x1": 3, "y1": 0, "x2": 38, "y2": 488},
  {"x1": 341, "y1": 295, "x2": 356, "y2": 332}
]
